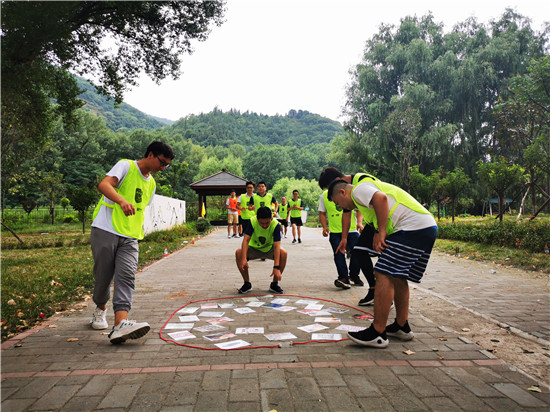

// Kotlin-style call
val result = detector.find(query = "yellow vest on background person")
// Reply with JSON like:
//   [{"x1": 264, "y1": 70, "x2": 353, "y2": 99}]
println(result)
[
  {"x1": 240, "y1": 194, "x2": 255, "y2": 219},
  {"x1": 322, "y1": 190, "x2": 356, "y2": 234},
  {"x1": 288, "y1": 198, "x2": 302, "y2": 218},
  {"x1": 278, "y1": 203, "x2": 289, "y2": 220},
  {"x1": 92, "y1": 159, "x2": 156, "y2": 240}
]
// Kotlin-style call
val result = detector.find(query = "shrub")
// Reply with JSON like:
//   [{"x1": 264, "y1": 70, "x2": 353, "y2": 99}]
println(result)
[
  {"x1": 196, "y1": 217, "x2": 211, "y2": 233},
  {"x1": 61, "y1": 214, "x2": 79, "y2": 223}
]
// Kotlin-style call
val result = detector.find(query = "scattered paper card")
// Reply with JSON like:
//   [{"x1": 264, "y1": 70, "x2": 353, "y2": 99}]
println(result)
[
  {"x1": 163, "y1": 323, "x2": 194, "y2": 330},
  {"x1": 264, "y1": 332, "x2": 297, "y2": 341},
  {"x1": 236, "y1": 327, "x2": 264, "y2": 334},
  {"x1": 314, "y1": 317, "x2": 341, "y2": 323},
  {"x1": 194, "y1": 324, "x2": 226, "y2": 333},
  {"x1": 296, "y1": 299, "x2": 318, "y2": 305},
  {"x1": 201, "y1": 303, "x2": 218, "y2": 309},
  {"x1": 218, "y1": 303, "x2": 237, "y2": 309},
  {"x1": 167, "y1": 330, "x2": 196, "y2": 341},
  {"x1": 246, "y1": 301, "x2": 266, "y2": 307},
  {"x1": 207, "y1": 317, "x2": 234, "y2": 324},
  {"x1": 203, "y1": 332, "x2": 236, "y2": 341},
  {"x1": 179, "y1": 315, "x2": 200, "y2": 322},
  {"x1": 272, "y1": 306, "x2": 296, "y2": 312},
  {"x1": 176, "y1": 307, "x2": 199, "y2": 314},
  {"x1": 241, "y1": 297, "x2": 259, "y2": 302},
  {"x1": 232, "y1": 307, "x2": 255, "y2": 314},
  {"x1": 264, "y1": 303, "x2": 282, "y2": 308},
  {"x1": 297, "y1": 324, "x2": 329, "y2": 333},
  {"x1": 305, "y1": 303, "x2": 324, "y2": 310},
  {"x1": 271, "y1": 298, "x2": 289, "y2": 305},
  {"x1": 326, "y1": 307, "x2": 348, "y2": 314},
  {"x1": 312, "y1": 333, "x2": 342, "y2": 341},
  {"x1": 352, "y1": 314, "x2": 374, "y2": 320},
  {"x1": 198, "y1": 311, "x2": 225, "y2": 317},
  {"x1": 215, "y1": 340, "x2": 251, "y2": 350},
  {"x1": 335, "y1": 324, "x2": 366, "y2": 332}
]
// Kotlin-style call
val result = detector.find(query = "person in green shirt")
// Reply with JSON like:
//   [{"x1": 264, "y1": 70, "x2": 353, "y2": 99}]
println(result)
[
  {"x1": 288, "y1": 189, "x2": 304, "y2": 243},
  {"x1": 237, "y1": 181, "x2": 255, "y2": 233},
  {"x1": 277, "y1": 196, "x2": 290, "y2": 238},
  {"x1": 235, "y1": 206, "x2": 287, "y2": 294}
]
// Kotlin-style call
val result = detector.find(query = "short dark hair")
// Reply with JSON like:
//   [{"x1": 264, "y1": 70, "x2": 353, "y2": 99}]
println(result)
[
  {"x1": 145, "y1": 141, "x2": 175, "y2": 160},
  {"x1": 319, "y1": 167, "x2": 344, "y2": 189},
  {"x1": 327, "y1": 179, "x2": 348, "y2": 201},
  {"x1": 292, "y1": 189, "x2": 299, "y2": 194},
  {"x1": 257, "y1": 181, "x2": 266, "y2": 186},
  {"x1": 256, "y1": 206, "x2": 272, "y2": 219},
  {"x1": 245, "y1": 181, "x2": 255, "y2": 188}
]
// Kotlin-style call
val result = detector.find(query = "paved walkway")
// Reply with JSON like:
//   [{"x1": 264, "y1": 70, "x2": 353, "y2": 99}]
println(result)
[{"x1": 2, "y1": 227, "x2": 549, "y2": 411}]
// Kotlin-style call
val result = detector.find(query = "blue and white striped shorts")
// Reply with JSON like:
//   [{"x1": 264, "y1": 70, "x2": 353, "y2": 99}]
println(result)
[{"x1": 374, "y1": 226, "x2": 437, "y2": 283}]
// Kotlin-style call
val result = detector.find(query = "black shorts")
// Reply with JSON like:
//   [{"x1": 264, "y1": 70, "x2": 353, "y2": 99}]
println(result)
[
  {"x1": 278, "y1": 219, "x2": 288, "y2": 227},
  {"x1": 290, "y1": 217, "x2": 303, "y2": 226}
]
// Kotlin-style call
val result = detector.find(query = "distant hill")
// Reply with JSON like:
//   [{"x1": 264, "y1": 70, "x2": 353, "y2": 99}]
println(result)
[
  {"x1": 167, "y1": 108, "x2": 343, "y2": 148},
  {"x1": 76, "y1": 76, "x2": 174, "y2": 131}
]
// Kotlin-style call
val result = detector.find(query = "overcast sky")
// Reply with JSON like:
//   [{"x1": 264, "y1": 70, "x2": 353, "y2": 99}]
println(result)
[{"x1": 120, "y1": 0, "x2": 548, "y2": 123}]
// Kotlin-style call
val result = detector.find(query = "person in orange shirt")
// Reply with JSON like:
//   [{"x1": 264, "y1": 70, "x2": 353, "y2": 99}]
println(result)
[{"x1": 226, "y1": 190, "x2": 239, "y2": 238}]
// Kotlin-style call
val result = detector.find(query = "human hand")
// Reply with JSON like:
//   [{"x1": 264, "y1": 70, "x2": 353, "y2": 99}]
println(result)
[
  {"x1": 120, "y1": 200, "x2": 135, "y2": 216},
  {"x1": 335, "y1": 239, "x2": 347, "y2": 256},
  {"x1": 239, "y1": 259, "x2": 249, "y2": 271},
  {"x1": 270, "y1": 268, "x2": 282, "y2": 282},
  {"x1": 373, "y1": 231, "x2": 388, "y2": 253},
  {"x1": 322, "y1": 227, "x2": 329, "y2": 237}
]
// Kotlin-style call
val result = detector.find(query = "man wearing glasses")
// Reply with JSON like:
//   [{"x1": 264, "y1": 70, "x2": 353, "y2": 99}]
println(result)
[{"x1": 90, "y1": 141, "x2": 175, "y2": 344}]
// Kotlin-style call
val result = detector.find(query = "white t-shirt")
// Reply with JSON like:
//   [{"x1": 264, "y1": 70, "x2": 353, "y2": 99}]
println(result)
[
  {"x1": 226, "y1": 197, "x2": 238, "y2": 215},
  {"x1": 318, "y1": 193, "x2": 358, "y2": 233},
  {"x1": 352, "y1": 182, "x2": 436, "y2": 232},
  {"x1": 91, "y1": 160, "x2": 155, "y2": 237}
]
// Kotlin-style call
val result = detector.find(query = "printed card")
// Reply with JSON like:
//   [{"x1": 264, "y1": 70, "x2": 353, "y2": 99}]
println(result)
[
  {"x1": 163, "y1": 323, "x2": 194, "y2": 330},
  {"x1": 167, "y1": 330, "x2": 196, "y2": 341},
  {"x1": 264, "y1": 332, "x2": 297, "y2": 341},
  {"x1": 271, "y1": 298, "x2": 289, "y2": 305},
  {"x1": 326, "y1": 307, "x2": 349, "y2": 314},
  {"x1": 201, "y1": 303, "x2": 218, "y2": 309},
  {"x1": 235, "y1": 327, "x2": 265, "y2": 334},
  {"x1": 176, "y1": 307, "x2": 199, "y2": 314},
  {"x1": 194, "y1": 324, "x2": 226, "y2": 333},
  {"x1": 264, "y1": 303, "x2": 282, "y2": 308},
  {"x1": 305, "y1": 303, "x2": 324, "y2": 310},
  {"x1": 198, "y1": 311, "x2": 225, "y2": 317},
  {"x1": 206, "y1": 317, "x2": 234, "y2": 324},
  {"x1": 311, "y1": 333, "x2": 342, "y2": 341},
  {"x1": 314, "y1": 317, "x2": 341, "y2": 324},
  {"x1": 246, "y1": 301, "x2": 266, "y2": 307},
  {"x1": 215, "y1": 340, "x2": 251, "y2": 350},
  {"x1": 233, "y1": 307, "x2": 255, "y2": 314},
  {"x1": 272, "y1": 306, "x2": 297, "y2": 312},
  {"x1": 241, "y1": 297, "x2": 259, "y2": 302},
  {"x1": 203, "y1": 331, "x2": 236, "y2": 341},
  {"x1": 335, "y1": 324, "x2": 367, "y2": 332},
  {"x1": 295, "y1": 299, "x2": 318, "y2": 305},
  {"x1": 218, "y1": 303, "x2": 237, "y2": 309},
  {"x1": 297, "y1": 324, "x2": 329, "y2": 333},
  {"x1": 179, "y1": 315, "x2": 200, "y2": 322}
]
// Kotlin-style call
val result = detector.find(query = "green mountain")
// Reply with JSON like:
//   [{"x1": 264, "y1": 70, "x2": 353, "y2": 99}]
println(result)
[{"x1": 76, "y1": 76, "x2": 174, "y2": 131}]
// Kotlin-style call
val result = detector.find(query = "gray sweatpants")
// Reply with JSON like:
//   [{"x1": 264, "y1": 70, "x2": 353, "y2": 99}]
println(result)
[{"x1": 90, "y1": 227, "x2": 139, "y2": 313}]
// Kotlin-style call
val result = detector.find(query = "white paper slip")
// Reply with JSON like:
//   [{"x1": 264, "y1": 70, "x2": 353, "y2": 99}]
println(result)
[
  {"x1": 308, "y1": 310, "x2": 332, "y2": 317},
  {"x1": 305, "y1": 303, "x2": 324, "y2": 310},
  {"x1": 176, "y1": 307, "x2": 199, "y2": 314},
  {"x1": 203, "y1": 332, "x2": 236, "y2": 341},
  {"x1": 295, "y1": 299, "x2": 318, "y2": 305},
  {"x1": 271, "y1": 298, "x2": 289, "y2": 305},
  {"x1": 241, "y1": 297, "x2": 259, "y2": 302},
  {"x1": 167, "y1": 330, "x2": 196, "y2": 341},
  {"x1": 163, "y1": 323, "x2": 194, "y2": 330},
  {"x1": 198, "y1": 311, "x2": 225, "y2": 317},
  {"x1": 297, "y1": 323, "x2": 329, "y2": 333},
  {"x1": 314, "y1": 317, "x2": 341, "y2": 323},
  {"x1": 200, "y1": 302, "x2": 218, "y2": 309},
  {"x1": 335, "y1": 324, "x2": 367, "y2": 332},
  {"x1": 236, "y1": 327, "x2": 264, "y2": 334},
  {"x1": 179, "y1": 315, "x2": 200, "y2": 322},
  {"x1": 272, "y1": 306, "x2": 297, "y2": 312},
  {"x1": 206, "y1": 317, "x2": 234, "y2": 324},
  {"x1": 312, "y1": 333, "x2": 342, "y2": 341},
  {"x1": 194, "y1": 324, "x2": 226, "y2": 333},
  {"x1": 218, "y1": 303, "x2": 237, "y2": 309},
  {"x1": 215, "y1": 339, "x2": 251, "y2": 350},
  {"x1": 264, "y1": 332, "x2": 297, "y2": 341},
  {"x1": 246, "y1": 301, "x2": 266, "y2": 307},
  {"x1": 233, "y1": 307, "x2": 255, "y2": 314},
  {"x1": 326, "y1": 307, "x2": 349, "y2": 314}
]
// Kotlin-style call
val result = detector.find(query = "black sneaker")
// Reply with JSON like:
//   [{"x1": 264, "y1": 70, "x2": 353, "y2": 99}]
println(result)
[
  {"x1": 298, "y1": 238, "x2": 302, "y2": 243},
  {"x1": 348, "y1": 324, "x2": 388, "y2": 348},
  {"x1": 334, "y1": 278, "x2": 351, "y2": 289},
  {"x1": 349, "y1": 275, "x2": 364, "y2": 286},
  {"x1": 358, "y1": 289, "x2": 375, "y2": 306},
  {"x1": 385, "y1": 319, "x2": 414, "y2": 341},
  {"x1": 269, "y1": 282, "x2": 284, "y2": 294},
  {"x1": 238, "y1": 282, "x2": 252, "y2": 294},
  {"x1": 292, "y1": 239, "x2": 297, "y2": 244}
]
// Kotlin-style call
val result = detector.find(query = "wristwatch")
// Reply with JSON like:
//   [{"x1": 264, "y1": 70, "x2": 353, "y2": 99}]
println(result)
[{"x1": 273, "y1": 265, "x2": 281, "y2": 270}]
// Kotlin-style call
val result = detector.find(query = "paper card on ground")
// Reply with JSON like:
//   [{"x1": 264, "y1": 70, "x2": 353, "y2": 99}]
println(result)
[
  {"x1": 233, "y1": 307, "x2": 255, "y2": 314},
  {"x1": 206, "y1": 317, "x2": 234, "y2": 324},
  {"x1": 167, "y1": 330, "x2": 196, "y2": 341},
  {"x1": 246, "y1": 301, "x2": 266, "y2": 307},
  {"x1": 264, "y1": 332, "x2": 298, "y2": 341},
  {"x1": 264, "y1": 303, "x2": 282, "y2": 308},
  {"x1": 314, "y1": 317, "x2": 341, "y2": 323},
  {"x1": 312, "y1": 333, "x2": 342, "y2": 341},
  {"x1": 179, "y1": 315, "x2": 200, "y2": 322},
  {"x1": 326, "y1": 307, "x2": 349, "y2": 314},
  {"x1": 215, "y1": 339, "x2": 251, "y2": 350},
  {"x1": 305, "y1": 303, "x2": 324, "y2": 310},
  {"x1": 241, "y1": 297, "x2": 259, "y2": 302},
  {"x1": 201, "y1": 303, "x2": 218, "y2": 309},
  {"x1": 198, "y1": 311, "x2": 225, "y2": 317},
  {"x1": 271, "y1": 306, "x2": 296, "y2": 312},
  {"x1": 236, "y1": 327, "x2": 264, "y2": 334},
  {"x1": 297, "y1": 309, "x2": 319, "y2": 315},
  {"x1": 271, "y1": 298, "x2": 289, "y2": 305},
  {"x1": 352, "y1": 314, "x2": 374, "y2": 321},
  {"x1": 194, "y1": 324, "x2": 226, "y2": 333},
  {"x1": 163, "y1": 323, "x2": 194, "y2": 330},
  {"x1": 218, "y1": 303, "x2": 237, "y2": 309},
  {"x1": 297, "y1": 324, "x2": 329, "y2": 333},
  {"x1": 295, "y1": 299, "x2": 318, "y2": 305},
  {"x1": 203, "y1": 331, "x2": 236, "y2": 341},
  {"x1": 335, "y1": 324, "x2": 367, "y2": 332},
  {"x1": 176, "y1": 307, "x2": 199, "y2": 314}
]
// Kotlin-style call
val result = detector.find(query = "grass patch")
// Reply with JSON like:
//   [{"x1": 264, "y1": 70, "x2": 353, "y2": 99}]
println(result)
[{"x1": 1, "y1": 224, "x2": 202, "y2": 341}]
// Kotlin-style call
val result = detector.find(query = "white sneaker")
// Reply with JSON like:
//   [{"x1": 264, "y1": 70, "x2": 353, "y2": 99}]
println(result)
[
  {"x1": 90, "y1": 308, "x2": 108, "y2": 330},
  {"x1": 108, "y1": 319, "x2": 150, "y2": 344}
]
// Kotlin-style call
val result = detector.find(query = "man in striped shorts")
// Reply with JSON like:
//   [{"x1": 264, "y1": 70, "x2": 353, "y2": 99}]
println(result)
[{"x1": 327, "y1": 178, "x2": 437, "y2": 348}]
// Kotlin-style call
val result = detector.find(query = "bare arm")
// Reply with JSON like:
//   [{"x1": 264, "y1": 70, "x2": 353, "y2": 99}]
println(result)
[
  {"x1": 97, "y1": 176, "x2": 135, "y2": 216},
  {"x1": 371, "y1": 191, "x2": 389, "y2": 252},
  {"x1": 319, "y1": 211, "x2": 329, "y2": 237}
]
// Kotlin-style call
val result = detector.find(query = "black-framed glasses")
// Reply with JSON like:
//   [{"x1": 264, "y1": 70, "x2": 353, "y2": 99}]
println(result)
[{"x1": 156, "y1": 156, "x2": 170, "y2": 168}]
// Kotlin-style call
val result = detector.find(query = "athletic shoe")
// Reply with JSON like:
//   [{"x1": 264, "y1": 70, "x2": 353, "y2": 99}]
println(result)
[
  {"x1": 385, "y1": 319, "x2": 414, "y2": 341},
  {"x1": 334, "y1": 278, "x2": 351, "y2": 289},
  {"x1": 284, "y1": 235, "x2": 287, "y2": 238},
  {"x1": 108, "y1": 320, "x2": 150, "y2": 344},
  {"x1": 90, "y1": 307, "x2": 108, "y2": 330},
  {"x1": 349, "y1": 275, "x2": 364, "y2": 286},
  {"x1": 232, "y1": 234, "x2": 238, "y2": 238},
  {"x1": 298, "y1": 238, "x2": 302, "y2": 243},
  {"x1": 292, "y1": 239, "x2": 297, "y2": 244},
  {"x1": 269, "y1": 282, "x2": 284, "y2": 294},
  {"x1": 358, "y1": 289, "x2": 375, "y2": 306},
  {"x1": 228, "y1": 235, "x2": 232, "y2": 239},
  {"x1": 238, "y1": 282, "x2": 252, "y2": 294},
  {"x1": 347, "y1": 324, "x2": 388, "y2": 348}
]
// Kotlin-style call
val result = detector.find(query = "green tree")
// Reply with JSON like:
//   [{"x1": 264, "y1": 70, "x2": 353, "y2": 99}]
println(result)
[
  {"x1": 243, "y1": 145, "x2": 295, "y2": 188},
  {"x1": 39, "y1": 172, "x2": 65, "y2": 224},
  {"x1": 478, "y1": 158, "x2": 525, "y2": 222},
  {"x1": 66, "y1": 185, "x2": 100, "y2": 233},
  {"x1": 271, "y1": 177, "x2": 322, "y2": 214},
  {"x1": 439, "y1": 168, "x2": 471, "y2": 222}
]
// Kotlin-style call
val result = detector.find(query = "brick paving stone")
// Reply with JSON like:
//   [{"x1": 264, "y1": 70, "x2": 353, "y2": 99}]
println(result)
[
  {"x1": 377, "y1": 385, "x2": 430, "y2": 411},
  {"x1": 10, "y1": 376, "x2": 61, "y2": 399},
  {"x1": 398, "y1": 374, "x2": 446, "y2": 397},
  {"x1": 492, "y1": 382, "x2": 549, "y2": 408},
  {"x1": 288, "y1": 376, "x2": 323, "y2": 400},
  {"x1": 420, "y1": 396, "x2": 462, "y2": 411},
  {"x1": 29, "y1": 384, "x2": 80, "y2": 410},
  {"x1": 59, "y1": 395, "x2": 103, "y2": 412},
  {"x1": 229, "y1": 377, "x2": 259, "y2": 402},
  {"x1": 162, "y1": 381, "x2": 200, "y2": 406},
  {"x1": 96, "y1": 383, "x2": 141, "y2": 409},
  {"x1": 201, "y1": 369, "x2": 231, "y2": 390},
  {"x1": 227, "y1": 401, "x2": 262, "y2": 411},
  {"x1": 342, "y1": 374, "x2": 383, "y2": 397},
  {"x1": 128, "y1": 392, "x2": 165, "y2": 412},
  {"x1": 442, "y1": 367, "x2": 504, "y2": 397},
  {"x1": 312, "y1": 367, "x2": 347, "y2": 387},
  {"x1": 0, "y1": 398, "x2": 36, "y2": 412},
  {"x1": 356, "y1": 396, "x2": 395, "y2": 411},
  {"x1": 194, "y1": 390, "x2": 228, "y2": 412},
  {"x1": 261, "y1": 388, "x2": 295, "y2": 411},
  {"x1": 322, "y1": 386, "x2": 362, "y2": 411},
  {"x1": 259, "y1": 368, "x2": 287, "y2": 389}
]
